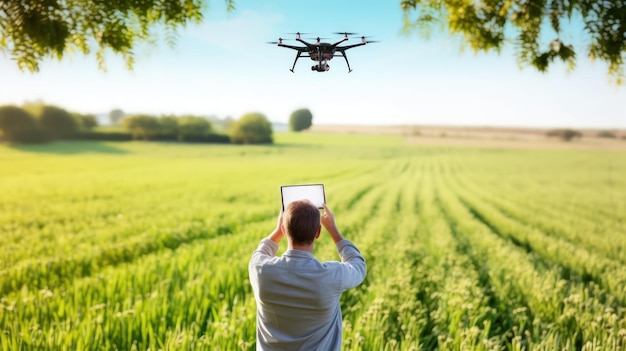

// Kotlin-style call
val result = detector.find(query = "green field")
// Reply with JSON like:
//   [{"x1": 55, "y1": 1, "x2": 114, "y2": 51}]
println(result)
[{"x1": 1, "y1": 133, "x2": 625, "y2": 350}]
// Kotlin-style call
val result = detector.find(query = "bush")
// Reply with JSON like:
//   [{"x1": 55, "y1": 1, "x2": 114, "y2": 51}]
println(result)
[
  {"x1": 546, "y1": 129, "x2": 582, "y2": 141},
  {"x1": 76, "y1": 114, "x2": 98, "y2": 129},
  {"x1": 0, "y1": 105, "x2": 39, "y2": 142},
  {"x1": 21, "y1": 101, "x2": 45, "y2": 118},
  {"x1": 597, "y1": 130, "x2": 617, "y2": 138},
  {"x1": 230, "y1": 113, "x2": 273, "y2": 144},
  {"x1": 143, "y1": 132, "x2": 229, "y2": 143},
  {"x1": 183, "y1": 133, "x2": 230, "y2": 143},
  {"x1": 39, "y1": 105, "x2": 79, "y2": 138},
  {"x1": 289, "y1": 108, "x2": 313, "y2": 132},
  {"x1": 10, "y1": 128, "x2": 52, "y2": 143},
  {"x1": 122, "y1": 115, "x2": 161, "y2": 140},
  {"x1": 158, "y1": 116, "x2": 179, "y2": 135},
  {"x1": 177, "y1": 116, "x2": 212, "y2": 141}
]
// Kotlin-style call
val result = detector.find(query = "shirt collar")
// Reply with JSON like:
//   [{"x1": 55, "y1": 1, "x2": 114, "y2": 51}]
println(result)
[{"x1": 283, "y1": 249, "x2": 315, "y2": 259}]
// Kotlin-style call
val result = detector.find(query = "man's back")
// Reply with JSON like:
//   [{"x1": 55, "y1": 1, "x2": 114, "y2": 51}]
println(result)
[{"x1": 249, "y1": 238, "x2": 366, "y2": 350}]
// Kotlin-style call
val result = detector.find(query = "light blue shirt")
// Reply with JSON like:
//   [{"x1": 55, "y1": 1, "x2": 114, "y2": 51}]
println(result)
[{"x1": 249, "y1": 238, "x2": 366, "y2": 351}]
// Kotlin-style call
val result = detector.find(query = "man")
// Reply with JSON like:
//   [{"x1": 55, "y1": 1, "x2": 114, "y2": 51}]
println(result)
[{"x1": 248, "y1": 200, "x2": 366, "y2": 350}]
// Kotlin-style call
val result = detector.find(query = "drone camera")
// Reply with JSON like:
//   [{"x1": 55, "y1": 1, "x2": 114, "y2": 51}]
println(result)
[{"x1": 311, "y1": 64, "x2": 330, "y2": 72}]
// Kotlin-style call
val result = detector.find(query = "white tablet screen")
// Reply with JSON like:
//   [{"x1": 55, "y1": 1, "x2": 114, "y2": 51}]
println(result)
[{"x1": 281, "y1": 184, "x2": 325, "y2": 210}]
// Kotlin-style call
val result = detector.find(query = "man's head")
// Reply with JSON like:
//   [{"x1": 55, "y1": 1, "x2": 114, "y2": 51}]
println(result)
[{"x1": 283, "y1": 200, "x2": 321, "y2": 245}]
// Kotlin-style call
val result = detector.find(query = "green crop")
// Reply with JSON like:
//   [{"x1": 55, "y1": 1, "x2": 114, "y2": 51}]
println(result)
[{"x1": 1, "y1": 134, "x2": 625, "y2": 350}]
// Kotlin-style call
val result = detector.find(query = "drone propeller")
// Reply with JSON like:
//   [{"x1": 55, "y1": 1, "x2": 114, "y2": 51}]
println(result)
[
  {"x1": 266, "y1": 38, "x2": 293, "y2": 44},
  {"x1": 286, "y1": 32, "x2": 310, "y2": 38},
  {"x1": 334, "y1": 32, "x2": 358, "y2": 36},
  {"x1": 360, "y1": 36, "x2": 379, "y2": 43},
  {"x1": 307, "y1": 37, "x2": 329, "y2": 41}
]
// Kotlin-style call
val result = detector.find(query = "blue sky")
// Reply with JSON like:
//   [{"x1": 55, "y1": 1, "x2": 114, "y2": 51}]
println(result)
[{"x1": 1, "y1": 0, "x2": 624, "y2": 128}]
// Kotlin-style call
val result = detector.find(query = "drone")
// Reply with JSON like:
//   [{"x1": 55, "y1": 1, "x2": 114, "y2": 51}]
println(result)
[{"x1": 268, "y1": 32, "x2": 377, "y2": 73}]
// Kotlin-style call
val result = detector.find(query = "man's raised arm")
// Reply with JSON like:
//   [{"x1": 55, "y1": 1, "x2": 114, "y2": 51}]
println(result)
[
  {"x1": 321, "y1": 203, "x2": 366, "y2": 290},
  {"x1": 250, "y1": 210, "x2": 284, "y2": 263}
]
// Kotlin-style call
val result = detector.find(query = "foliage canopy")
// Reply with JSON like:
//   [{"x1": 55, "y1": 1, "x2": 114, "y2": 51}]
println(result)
[
  {"x1": 122, "y1": 114, "x2": 161, "y2": 140},
  {"x1": 289, "y1": 108, "x2": 313, "y2": 132},
  {"x1": 39, "y1": 105, "x2": 79, "y2": 138},
  {"x1": 401, "y1": 0, "x2": 626, "y2": 84},
  {"x1": 0, "y1": 0, "x2": 233, "y2": 72},
  {"x1": 229, "y1": 113, "x2": 273, "y2": 144},
  {"x1": 0, "y1": 105, "x2": 37, "y2": 141},
  {"x1": 76, "y1": 114, "x2": 98, "y2": 129},
  {"x1": 0, "y1": 104, "x2": 79, "y2": 143},
  {"x1": 177, "y1": 116, "x2": 212, "y2": 141}
]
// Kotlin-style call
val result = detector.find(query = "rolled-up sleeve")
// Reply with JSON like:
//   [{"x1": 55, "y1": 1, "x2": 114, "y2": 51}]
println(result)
[
  {"x1": 250, "y1": 238, "x2": 279, "y2": 266},
  {"x1": 335, "y1": 239, "x2": 366, "y2": 291}
]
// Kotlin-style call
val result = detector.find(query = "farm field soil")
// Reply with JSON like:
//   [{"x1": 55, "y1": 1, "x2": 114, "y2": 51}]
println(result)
[{"x1": 1, "y1": 132, "x2": 625, "y2": 350}]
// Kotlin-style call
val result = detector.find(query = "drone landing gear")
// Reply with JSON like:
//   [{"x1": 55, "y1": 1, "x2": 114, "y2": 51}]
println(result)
[
  {"x1": 339, "y1": 51, "x2": 353, "y2": 73},
  {"x1": 290, "y1": 51, "x2": 302, "y2": 73}
]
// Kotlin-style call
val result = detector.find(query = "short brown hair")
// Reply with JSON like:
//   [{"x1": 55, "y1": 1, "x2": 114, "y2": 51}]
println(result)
[{"x1": 283, "y1": 200, "x2": 321, "y2": 245}]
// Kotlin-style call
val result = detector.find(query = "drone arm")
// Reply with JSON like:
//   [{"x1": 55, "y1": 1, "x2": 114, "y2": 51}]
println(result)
[
  {"x1": 295, "y1": 38, "x2": 315, "y2": 48},
  {"x1": 330, "y1": 37, "x2": 349, "y2": 47},
  {"x1": 335, "y1": 42, "x2": 367, "y2": 51},
  {"x1": 278, "y1": 43, "x2": 307, "y2": 51}
]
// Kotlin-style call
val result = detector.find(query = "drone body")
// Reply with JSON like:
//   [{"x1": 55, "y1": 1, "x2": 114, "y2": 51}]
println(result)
[{"x1": 268, "y1": 32, "x2": 376, "y2": 73}]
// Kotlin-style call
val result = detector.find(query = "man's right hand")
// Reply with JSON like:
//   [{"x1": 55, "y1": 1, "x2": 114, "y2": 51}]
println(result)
[{"x1": 321, "y1": 203, "x2": 343, "y2": 244}]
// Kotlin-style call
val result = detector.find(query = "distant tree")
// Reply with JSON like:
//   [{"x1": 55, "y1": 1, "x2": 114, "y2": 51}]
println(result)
[
  {"x1": 546, "y1": 128, "x2": 582, "y2": 141},
  {"x1": 177, "y1": 116, "x2": 212, "y2": 141},
  {"x1": 39, "y1": 105, "x2": 79, "y2": 138},
  {"x1": 597, "y1": 130, "x2": 617, "y2": 139},
  {"x1": 76, "y1": 114, "x2": 98, "y2": 129},
  {"x1": 0, "y1": 105, "x2": 38, "y2": 141},
  {"x1": 109, "y1": 109, "x2": 125, "y2": 125},
  {"x1": 122, "y1": 114, "x2": 160, "y2": 140},
  {"x1": 289, "y1": 108, "x2": 313, "y2": 132},
  {"x1": 230, "y1": 113, "x2": 273, "y2": 144},
  {"x1": 21, "y1": 101, "x2": 46, "y2": 118},
  {"x1": 401, "y1": 0, "x2": 626, "y2": 84},
  {"x1": 158, "y1": 116, "x2": 179, "y2": 135}
]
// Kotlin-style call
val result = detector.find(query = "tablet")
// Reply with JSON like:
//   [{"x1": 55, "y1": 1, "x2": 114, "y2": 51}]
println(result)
[{"x1": 281, "y1": 184, "x2": 325, "y2": 210}]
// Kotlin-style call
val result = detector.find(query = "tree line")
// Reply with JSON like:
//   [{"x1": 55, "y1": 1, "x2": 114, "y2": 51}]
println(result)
[
  {"x1": 0, "y1": 103, "x2": 314, "y2": 145},
  {"x1": 0, "y1": 102, "x2": 96, "y2": 143}
]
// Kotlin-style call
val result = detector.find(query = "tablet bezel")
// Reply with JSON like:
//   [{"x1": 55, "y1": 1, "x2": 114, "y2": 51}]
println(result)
[{"x1": 280, "y1": 184, "x2": 326, "y2": 210}]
